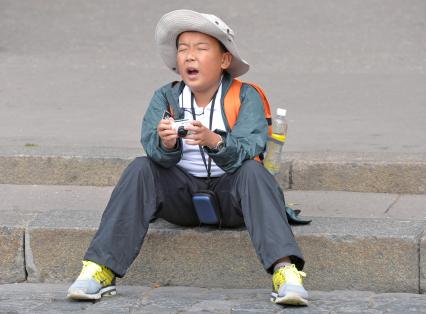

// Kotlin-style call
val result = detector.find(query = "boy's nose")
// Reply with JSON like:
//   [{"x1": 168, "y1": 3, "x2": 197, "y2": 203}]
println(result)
[
  {"x1": 185, "y1": 53, "x2": 195, "y2": 62},
  {"x1": 184, "y1": 47, "x2": 196, "y2": 61}
]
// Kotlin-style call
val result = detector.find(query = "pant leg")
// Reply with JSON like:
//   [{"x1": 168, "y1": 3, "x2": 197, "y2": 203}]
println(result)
[
  {"x1": 84, "y1": 156, "x2": 201, "y2": 277},
  {"x1": 154, "y1": 165, "x2": 204, "y2": 226},
  {"x1": 213, "y1": 160, "x2": 305, "y2": 273}
]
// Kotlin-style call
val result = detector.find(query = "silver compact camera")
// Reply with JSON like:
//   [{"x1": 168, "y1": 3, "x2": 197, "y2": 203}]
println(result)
[{"x1": 173, "y1": 119, "x2": 191, "y2": 138}]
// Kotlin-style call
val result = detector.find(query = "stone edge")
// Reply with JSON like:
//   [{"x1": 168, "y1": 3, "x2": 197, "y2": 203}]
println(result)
[
  {"x1": 0, "y1": 216, "x2": 424, "y2": 293},
  {"x1": 1, "y1": 152, "x2": 426, "y2": 193}
]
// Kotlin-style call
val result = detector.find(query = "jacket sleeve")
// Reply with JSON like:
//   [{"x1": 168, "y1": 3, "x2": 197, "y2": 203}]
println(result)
[
  {"x1": 206, "y1": 84, "x2": 268, "y2": 173},
  {"x1": 140, "y1": 86, "x2": 182, "y2": 168}
]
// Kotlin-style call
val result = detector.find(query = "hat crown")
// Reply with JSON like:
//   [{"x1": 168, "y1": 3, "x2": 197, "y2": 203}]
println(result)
[{"x1": 200, "y1": 13, "x2": 235, "y2": 41}]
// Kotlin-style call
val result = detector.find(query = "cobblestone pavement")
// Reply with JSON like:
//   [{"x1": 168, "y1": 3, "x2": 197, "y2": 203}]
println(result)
[{"x1": 0, "y1": 284, "x2": 425, "y2": 313}]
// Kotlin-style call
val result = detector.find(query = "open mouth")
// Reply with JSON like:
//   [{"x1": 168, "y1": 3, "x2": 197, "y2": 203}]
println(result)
[{"x1": 186, "y1": 67, "x2": 199, "y2": 76}]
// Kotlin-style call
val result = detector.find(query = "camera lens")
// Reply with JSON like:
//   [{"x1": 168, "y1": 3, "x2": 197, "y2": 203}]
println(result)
[{"x1": 177, "y1": 126, "x2": 188, "y2": 137}]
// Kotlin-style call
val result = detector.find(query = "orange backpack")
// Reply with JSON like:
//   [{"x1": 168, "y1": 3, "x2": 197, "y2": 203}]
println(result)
[
  {"x1": 224, "y1": 79, "x2": 272, "y2": 161},
  {"x1": 224, "y1": 79, "x2": 272, "y2": 137}
]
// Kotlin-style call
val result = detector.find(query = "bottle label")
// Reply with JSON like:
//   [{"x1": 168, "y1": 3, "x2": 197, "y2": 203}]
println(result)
[{"x1": 269, "y1": 134, "x2": 286, "y2": 143}]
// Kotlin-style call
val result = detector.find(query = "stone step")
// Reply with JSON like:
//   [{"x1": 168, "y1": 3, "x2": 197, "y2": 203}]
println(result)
[
  {"x1": 1, "y1": 151, "x2": 426, "y2": 193},
  {"x1": 1, "y1": 283, "x2": 426, "y2": 314},
  {"x1": 1, "y1": 184, "x2": 425, "y2": 220},
  {"x1": 0, "y1": 184, "x2": 425, "y2": 293}
]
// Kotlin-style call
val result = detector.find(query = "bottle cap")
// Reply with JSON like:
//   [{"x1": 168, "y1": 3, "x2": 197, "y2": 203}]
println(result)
[{"x1": 276, "y1": 108, "x2": 287, "y2": 116}]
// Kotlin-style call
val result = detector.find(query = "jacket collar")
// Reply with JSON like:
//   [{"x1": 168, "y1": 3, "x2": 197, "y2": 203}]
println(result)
[
  {"x1": 220, "y1": 71, "x2": 233, "y2": 98},
  {"x1": 168, "y1": 71, "x2": 234, "y2": 119}
]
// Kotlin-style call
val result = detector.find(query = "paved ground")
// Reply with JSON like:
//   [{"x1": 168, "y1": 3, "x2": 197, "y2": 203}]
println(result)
[
  {"x1": 1, "y1": 0, "x2": 425, "y2": 155},
  {"x1": 0, "y1": 284, "x2": 425, "y2": 313}
]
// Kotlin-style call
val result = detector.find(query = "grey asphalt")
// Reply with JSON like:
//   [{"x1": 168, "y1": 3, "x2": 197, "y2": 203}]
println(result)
[
  {"x1": 1, "y1": 0, "x2": 426, "y2": 155},
  {"x1": 1, "y1": 284, "x2": 425, "y2": 313}
]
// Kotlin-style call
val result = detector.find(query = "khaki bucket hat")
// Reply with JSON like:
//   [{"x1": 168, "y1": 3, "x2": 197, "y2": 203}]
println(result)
[{"x1": 155, "y1": 9, "x2": 250, "y2": 78}]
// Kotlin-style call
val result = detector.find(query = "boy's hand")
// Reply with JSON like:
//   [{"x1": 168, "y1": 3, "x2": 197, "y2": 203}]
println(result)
[
  {"x1": 184, "y1": 120, "x2": 222, "y2": 148},
  {"x1": 157, "y1": 118, "x2": 178, "y2": 150}
]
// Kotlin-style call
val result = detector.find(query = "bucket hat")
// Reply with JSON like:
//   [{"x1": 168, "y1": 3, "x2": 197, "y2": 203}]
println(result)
[{"x1": 155, "y1": 9, "x2": 250, "y2": 78}]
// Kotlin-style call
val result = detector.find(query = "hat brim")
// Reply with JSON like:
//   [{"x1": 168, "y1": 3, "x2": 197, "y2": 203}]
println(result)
[{"x1": 155, "y1": 10, "x2": 249, "y2": 78}]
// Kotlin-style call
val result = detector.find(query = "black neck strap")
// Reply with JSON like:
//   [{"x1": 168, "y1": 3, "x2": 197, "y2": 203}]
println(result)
[{"x1": 190, "y1": 88, "x2": 219, "y2": 179}]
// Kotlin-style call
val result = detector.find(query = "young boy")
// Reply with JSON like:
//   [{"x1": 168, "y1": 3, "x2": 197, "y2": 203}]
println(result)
[{"x1": 67, "y1": 9, "x2": 309, "y2": 306}]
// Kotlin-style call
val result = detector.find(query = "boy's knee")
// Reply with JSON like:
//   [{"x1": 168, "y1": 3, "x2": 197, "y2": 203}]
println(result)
[
  {"x1": 236, "y1": 160, "x2": 275, "y2": 188},
  {"x1": 239, "y1": 160, "x2": 265, "y2": 175},
  {"x1": 128, "y1": 156, "x2": 152, "y2": 172}
]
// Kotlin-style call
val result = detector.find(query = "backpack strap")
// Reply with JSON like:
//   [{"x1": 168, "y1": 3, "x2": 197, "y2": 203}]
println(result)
[
  {"x1": 223, "y1": 79, "x2": 243, "y2": 130},
  {"x1": 246, "y1": 82, "x2": 272, "y2": 136},
  {"x1": 166, "y1": 81, "x2": 181, "y2": 118},
  {"x1": 224, "y1": 79, "x2": 272, "y2": 136},
  {"x1": 223, "y1": 79, "x2": 273, "y2": 162}
]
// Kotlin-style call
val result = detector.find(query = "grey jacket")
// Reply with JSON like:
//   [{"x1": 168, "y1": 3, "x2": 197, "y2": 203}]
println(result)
[{"x1": 140, "y1": 72, "x2": 268, "y2": 174}]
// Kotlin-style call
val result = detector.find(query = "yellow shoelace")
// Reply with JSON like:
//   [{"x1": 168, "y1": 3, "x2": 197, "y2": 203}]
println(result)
[
  {"x1": 273, "y1": 264, "x2": 306, "y2": 291},
  {"x1": 78, "y1": 260, "x2": 114, "y2": 286}
]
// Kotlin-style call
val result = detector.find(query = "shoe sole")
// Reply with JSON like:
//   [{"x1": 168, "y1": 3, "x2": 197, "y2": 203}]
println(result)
[
  {"x1": 271, "y1": 292, "x2": 308, "y2": 306},
  {"x1": 67, "y1": 285, "x2": 117, "y2": 300}
]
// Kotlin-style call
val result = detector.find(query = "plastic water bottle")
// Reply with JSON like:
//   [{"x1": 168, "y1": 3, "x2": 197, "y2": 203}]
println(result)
[{"x1": 263, "y1": 108, "x2": 288, "y2": 175}]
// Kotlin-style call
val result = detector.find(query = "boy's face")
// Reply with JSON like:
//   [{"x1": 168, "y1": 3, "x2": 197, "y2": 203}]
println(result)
[{"x1": 176, "y1": 31, "x2": 232, "y2": 94}]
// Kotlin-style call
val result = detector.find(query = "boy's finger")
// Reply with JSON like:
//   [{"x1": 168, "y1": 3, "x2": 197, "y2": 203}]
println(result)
[
  {"x1": 184, "y1": 124, "x2": 199, "y2": 131},
  {"x1": 183, "y1": 133, "x2": 196, "y2": 140},
  {"x1": 159, "y1": 130, "x2": 177, "y2": 138},
  {"x1": 163, "y1": 134, "x2": 178, "y2": 141},
  {"x1": 158, "y1": 119, "x2": 174, "y2": 128},
  {"x1": 185, "y1": 120, "x2": 203, "y2": 130},
  {"x1": 184, "y1": 139, "x2": 200, "y2": 145}
]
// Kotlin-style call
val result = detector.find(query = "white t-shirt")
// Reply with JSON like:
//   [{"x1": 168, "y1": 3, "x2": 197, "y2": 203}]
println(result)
[{"x1": 176, "y1": 83, "x2": 226, "y2": 177}]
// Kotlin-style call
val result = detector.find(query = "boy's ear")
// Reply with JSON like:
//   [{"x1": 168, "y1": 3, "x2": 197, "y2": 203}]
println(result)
[{"x1": 221, "y1": 52, "x2": 232, "y2": 71}]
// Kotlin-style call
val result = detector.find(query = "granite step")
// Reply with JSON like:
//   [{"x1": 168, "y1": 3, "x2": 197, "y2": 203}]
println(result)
[
  {"x1": 0, "y1": 184, "x2": 425, "y2": 293},
  {"x1": 1, "y1": 151, "x2": 426, "y2": 193}
]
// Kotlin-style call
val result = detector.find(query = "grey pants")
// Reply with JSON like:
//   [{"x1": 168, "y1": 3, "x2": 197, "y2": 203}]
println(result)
[{"x1": 84, "y1": 156, "x2": 304, "y2": 277}]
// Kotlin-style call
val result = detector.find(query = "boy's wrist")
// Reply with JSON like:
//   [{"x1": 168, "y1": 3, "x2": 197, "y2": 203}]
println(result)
[
  {"x1": 160, "y1": 139, "x2": 178, "y2": 151},
  {"x1": 206, "y1": 133, "x2": 222, "y2": 149},
  {"x1": 206, "y1": 133, "x2": 224, "y2": 152}
]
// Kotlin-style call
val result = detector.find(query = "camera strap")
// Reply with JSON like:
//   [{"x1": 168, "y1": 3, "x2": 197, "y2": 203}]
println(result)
[{"x1": 190, "y1": 88, "x2": 219, "y2": 180}]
